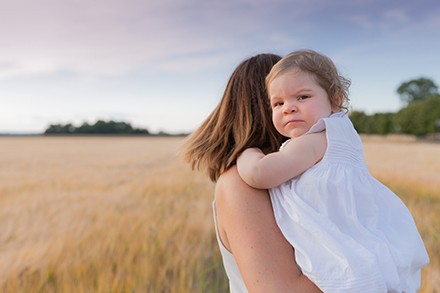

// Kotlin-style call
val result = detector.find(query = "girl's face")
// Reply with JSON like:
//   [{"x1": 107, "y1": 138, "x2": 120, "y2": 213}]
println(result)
[{"x1": 268, "y1": 69, "x2": 338, "y2": 138}]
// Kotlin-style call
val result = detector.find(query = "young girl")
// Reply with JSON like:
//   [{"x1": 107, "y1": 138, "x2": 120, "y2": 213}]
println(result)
[{"x1": 237, "y1": 49, "x2": 430, "y2": 292}]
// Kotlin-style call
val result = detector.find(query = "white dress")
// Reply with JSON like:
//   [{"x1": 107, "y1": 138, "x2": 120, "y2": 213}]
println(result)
[
  {"x1": 270, "y1": 112, "x2": 429, "y2": 293},
  {"x1": 212, "y1": 201, "x2": 248, "y2": 293}
]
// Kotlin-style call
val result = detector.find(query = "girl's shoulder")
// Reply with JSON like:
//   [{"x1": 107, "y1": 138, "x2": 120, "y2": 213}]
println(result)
[
  {"x1": 283, "y1": 131, "x2": 327, "y2": 150},
  {"x1": 281, "y1": 131, "x2": 327, "y2": 163}
]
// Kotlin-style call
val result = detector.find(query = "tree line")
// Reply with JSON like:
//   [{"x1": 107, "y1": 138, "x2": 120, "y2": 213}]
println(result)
[
  {"x1": 44, "y1": 120, "x2": 151, "y2": 135},
  {"x1": 350, "y1": 77, "x2": 440, "y2": 136}
]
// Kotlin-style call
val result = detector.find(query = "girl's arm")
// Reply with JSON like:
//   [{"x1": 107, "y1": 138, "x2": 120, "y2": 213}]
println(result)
[
  {"x1": 237, "y1": 132, "x2": 327, "y2": 189},
  {"x1": 215, "y1": 166, "x2": 322, "y2": 293}
]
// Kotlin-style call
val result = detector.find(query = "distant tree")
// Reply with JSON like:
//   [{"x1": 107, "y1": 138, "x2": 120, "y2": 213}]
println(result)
[
  {"x1": 45, "y1": 123, "x2": 75, "y2": 134},
  {"x1": 349, "y1": 111, "x2": 395, "y2": 134},
  {"x1": 395, "y1": 96, "x2": 440, "y2": 135},
  {"x1": 76, "y1": 122, "x2": 92, "y2": 134},
  {"x1": 397, "y1": 77, "x2": 438, "y2": 104},
  {"x1": 349, "y1": 77, "x2": 440, "y2": 136},
  {"x1": 44, "y1": 120, "x2": 150, "y2": 135},
  {"x1": 349, "y1": 111, "x2": 369, "y2": 133},
  {"x1": 369, "y1": 112, "x2": 395, "y2": 135}
]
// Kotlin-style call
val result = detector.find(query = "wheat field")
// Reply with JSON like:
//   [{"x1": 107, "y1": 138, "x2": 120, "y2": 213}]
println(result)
[{"x1": 0, "y1": 136, "x2": 438, "y2": 292}]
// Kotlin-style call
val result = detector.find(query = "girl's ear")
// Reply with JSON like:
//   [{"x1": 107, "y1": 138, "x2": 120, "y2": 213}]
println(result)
[{"x1": 332, "y1": 93, "x2": 344, "y2": 112}]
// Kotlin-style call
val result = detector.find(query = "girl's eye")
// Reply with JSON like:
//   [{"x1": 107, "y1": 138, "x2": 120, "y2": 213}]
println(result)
[
  {"x1": 298, "y1": 95, "x2": 310, "y2": 100},
  {"x1": 272, "y1": 101, "x2": 283, "y2": 107}
]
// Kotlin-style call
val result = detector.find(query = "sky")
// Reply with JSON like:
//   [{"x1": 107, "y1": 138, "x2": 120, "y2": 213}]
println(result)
[{"x1": 1, "y1": 0, "x2": 439, "y2": 134}]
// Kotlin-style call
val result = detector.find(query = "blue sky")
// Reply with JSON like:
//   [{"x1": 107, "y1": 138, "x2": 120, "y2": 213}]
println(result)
[{"x1": 1, "y1": 0, "x2": 439, "y2": 134}]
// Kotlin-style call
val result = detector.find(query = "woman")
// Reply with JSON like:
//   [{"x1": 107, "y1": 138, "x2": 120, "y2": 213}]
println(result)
[{"x1": 182, "y1": 53, "x2": 321, "y2": 292}]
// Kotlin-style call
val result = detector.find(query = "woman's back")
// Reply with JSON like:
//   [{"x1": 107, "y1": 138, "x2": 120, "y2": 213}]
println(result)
[{"x1": 213, "y1": 200, "x2": 248, "y2": 293}]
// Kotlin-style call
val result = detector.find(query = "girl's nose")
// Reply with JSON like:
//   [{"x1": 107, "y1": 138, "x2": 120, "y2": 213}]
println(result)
[{"x1": 283, "y1": 101, "x2": 297, "y2": 114}]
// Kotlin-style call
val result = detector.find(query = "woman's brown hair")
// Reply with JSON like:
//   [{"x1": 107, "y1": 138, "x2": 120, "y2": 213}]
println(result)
[{"x1": 181, "y1": 53, "x2": 284, "y2": 182}]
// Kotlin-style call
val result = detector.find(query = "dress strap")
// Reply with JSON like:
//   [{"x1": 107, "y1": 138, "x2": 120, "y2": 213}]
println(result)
[{"x1": 305, "y1": 111, "x2": 346, "y2": 135}]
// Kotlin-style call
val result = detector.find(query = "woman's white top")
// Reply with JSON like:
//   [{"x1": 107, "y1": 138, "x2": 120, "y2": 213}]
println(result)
[
  {"x1": 212, "y1": 201, "x2": 248, "y2": 293},
  {"x1": 270, "y1": 112, "x2": 430, "y2": 293}
]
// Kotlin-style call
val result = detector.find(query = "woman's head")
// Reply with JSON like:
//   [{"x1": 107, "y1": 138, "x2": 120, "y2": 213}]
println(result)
[
  {"x1": 182, "y1": 53, "x2": 284, "y2": 182},
  {"x1": 266, "y1": 49, "x2": 350, "y2": 111}
]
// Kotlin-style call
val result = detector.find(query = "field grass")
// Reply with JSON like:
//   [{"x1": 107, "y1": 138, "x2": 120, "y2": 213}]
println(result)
[{"x1": 0, "y1": 136, "x2": 438, "y2": 292}]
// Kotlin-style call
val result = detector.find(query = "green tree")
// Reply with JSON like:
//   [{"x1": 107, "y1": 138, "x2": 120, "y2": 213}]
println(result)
[
  {"x1": 349, "y1": 111, "x2": 395, "y2": 134},
  {"x1": 397, "y1": 77, "x2": 438, "y2": 104},
  {"x1": 44, "y1": 120, "x2": 150, "y2": 135},
  {"x1": 44, "y1": 123, "x2": 75, "y2": 134},
  {"x1": 349, "y1": 111, "x2": 369, "y2": 133},
  {"x1": 76, "y1": 122, "x2": 93, "y2": 134},
  {"x1": 394, "y1": 96, "x2": 440, "y2": 135},
  {"x1": 369, "y1": 112, "x2": 395, "y2": 134}
]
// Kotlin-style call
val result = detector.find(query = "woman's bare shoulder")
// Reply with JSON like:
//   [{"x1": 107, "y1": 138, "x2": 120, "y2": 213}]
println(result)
[
  {"x1": 217, "y1": 166, "x2": 240, "y2": 185},
  {"x1": 216, "y1": 166, "x2": 266, "y2": 202},
  {"x1": 216, "y1": 166, "x2": 246, "y2": 196}
]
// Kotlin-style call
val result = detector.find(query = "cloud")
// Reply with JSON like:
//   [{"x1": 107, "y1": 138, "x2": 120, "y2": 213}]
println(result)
[
  {"x1": 0, "y1": 0, "x2": 438, "y2": 78},
  {"x1": 382, "y1": 9, "x2": 409, "y2": 24},
  {"x1": 426, "y1": 8, "x2": 440, "y2": 27},
  {"x1": 0, "y1": 0, "x2": 355, "y2": 78},
  {"x1": 0, "y1": 0, "x2": 238, "y2": 77}
]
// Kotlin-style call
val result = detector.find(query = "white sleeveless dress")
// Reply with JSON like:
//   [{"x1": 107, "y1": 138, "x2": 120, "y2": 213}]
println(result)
[
  {"x1": 212, "y1": 201, "x2": 248, "y2": 293},
  {"x1": 270, "y1": 112, "x2": 429, "y2": 292}
]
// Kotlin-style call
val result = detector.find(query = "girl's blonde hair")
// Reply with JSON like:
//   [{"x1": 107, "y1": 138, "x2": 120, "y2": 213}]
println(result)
[
  {"x1": 181, "y1": 54, "x2": 284, "y2": 182},
  {"x1": 266, "y1": 49, "x2": 351, "y2": 111}
]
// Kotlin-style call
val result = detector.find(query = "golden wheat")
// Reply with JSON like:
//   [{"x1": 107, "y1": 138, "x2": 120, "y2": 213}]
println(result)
[
  {"x1": 0, "y1": 137, "x2": 224, "y2": 293},
  {"x1": 361, "y1": 136, "x2": 440, "y2": 292},
  {"x1": 0, "y1": 136, "x2": 438, "y2": 292}
]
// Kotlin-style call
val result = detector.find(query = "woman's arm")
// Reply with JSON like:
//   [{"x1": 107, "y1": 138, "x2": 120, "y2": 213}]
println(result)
[
  {"x1": 237, "y1": 132, "x2": 327, "y2": 188},
  {"x1": 215, "y1": 166, "x2": 321, "y2": 292}
]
